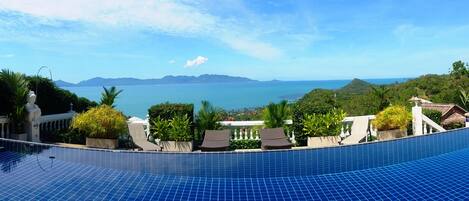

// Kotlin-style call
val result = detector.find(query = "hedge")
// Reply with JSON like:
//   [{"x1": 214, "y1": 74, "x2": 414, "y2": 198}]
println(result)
[
  {"x1": 229, "y1": 140, "x2": 261, "y2": 150},
  {"x1": 148, "y1": 102, "x2": 194, "y2": 138}
]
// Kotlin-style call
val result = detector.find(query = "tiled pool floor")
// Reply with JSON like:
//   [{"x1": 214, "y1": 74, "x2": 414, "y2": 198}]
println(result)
[{"x1": 1, "y1": 148, "x2": 468, "y2": 201}]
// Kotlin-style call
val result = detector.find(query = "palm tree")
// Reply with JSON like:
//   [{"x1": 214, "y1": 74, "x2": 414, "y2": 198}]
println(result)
[
  {"x1": 459, "y1": 88, "x2": 469, "y2": 111},
  {"x1": 263, "y1": 100, "x2": 290, "y2": 128},
  {"x1": 370, "y1": 85, "x2": 390, "y2": 111},
  {"x1": 0, "y1": 69, "x2": 29, "y2": 133},
  {"x1": 99, "y1": 86, "x2": 123, "y2": 108},
  {"x1": 196, "y1": 101, "x2": 222, "y2": 138}
]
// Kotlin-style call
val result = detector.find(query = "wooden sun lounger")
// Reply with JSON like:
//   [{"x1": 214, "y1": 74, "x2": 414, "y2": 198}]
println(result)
[
  {"x1": 128, "y1": 123, "x2": 161, "y2": 151},
  {"x1": 199, "y1": 130, "x2": 231, "y2": 151},
  {"x1": 260, "y1": 128, "x2": 293, "y2": 150}
]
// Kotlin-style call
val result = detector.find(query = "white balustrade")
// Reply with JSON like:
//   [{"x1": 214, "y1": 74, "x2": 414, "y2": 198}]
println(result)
[
  {"x1": 421, "y1": 115, "x2": 446, "y2": 134},
  {"x1": 219, "y1": 120, "x2": 296, "y2": 143},
  {"x1": 0, "y1": 116, "x2": 10, "y2": 138},
  {"x1": 39, "y1": 112, "x2": 76, "y2": 132}
]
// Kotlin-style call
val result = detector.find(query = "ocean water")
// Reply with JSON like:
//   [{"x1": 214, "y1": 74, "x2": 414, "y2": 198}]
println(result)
[{"x1": 63, "y1": 78, "x2": 406, "y2": 118}]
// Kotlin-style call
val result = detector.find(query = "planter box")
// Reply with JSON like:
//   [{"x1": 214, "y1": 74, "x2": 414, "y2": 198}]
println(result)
[
  {"x1": 86, "y1": 137, "x2": 118, "y2": 149},
  {"x1": 10, "y1": 133, "x2": 27, "y2": 141},
  {"x1": 307, "y1": 136, "x2": 341, "y2": 148},
  {"x1": 160, "y1": 141, "x2": 193, "y2": 152},
  {"x1": 377, "y1": 129, "x2": 407, "y2": 141}
]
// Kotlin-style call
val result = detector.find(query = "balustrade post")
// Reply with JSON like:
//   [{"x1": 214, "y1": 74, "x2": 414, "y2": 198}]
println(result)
[
  {"x1": 412, "y1": 103, "x2": 423, "y2": 136},
  {"x1": 465, "y1": 113, "x2": 469, "y2": 128}
]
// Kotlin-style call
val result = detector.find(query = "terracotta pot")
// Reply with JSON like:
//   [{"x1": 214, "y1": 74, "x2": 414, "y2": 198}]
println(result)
[
  {"x1": 86, "y1": 137, "x2": 118, "y2": 149},
  {"x1": 307, "y1": 136, "x2": 341, "y2": 148},
  {"x1": 377, "y1": 129, "x2": 407, "y2": 141},
  {"x1": 160, "y1": 141, "x2": 193, "y2": 152}
]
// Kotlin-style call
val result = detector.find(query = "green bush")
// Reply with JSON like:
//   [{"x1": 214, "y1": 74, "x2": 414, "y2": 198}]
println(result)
[
  {"x1": 151, "y1": 116, "x2": 171, "y2": 141},
  {"x1": 0, "y1": 69, "x2": 29, "y2": 133},
  {"x1": 169, "y1": 114, "x2": 192, "y2": 141},
  {"x1": 301, "y1": 109, "x2": 346, "y2": 137},
  {"x1": 423, "y1": 109, "x2": 442, "y2": 125},
  {"x1": 71, "y1": 105, "x2": 128, "y2": 139},
  {"x1": 372, "y1": 105, "x2": 411, "y2": 131},
  {"x1": 26, "y1": 76, "x2": 97, "y2": 114},
  {"x1": 229, "y1": 140, "x2": 261, "y2": 150},
  {"x1": 263, "y1": 100, "x2": 290, "y2": 128},
  {"x1": 292, "y1": 89, "x2": 338, "y2": 143},
  {"x1": 196, "y1": 101, "x2": 222, "y2": 141},
  {"x1": 149, "y1": 102, "x2": 194, "y2": 139}
]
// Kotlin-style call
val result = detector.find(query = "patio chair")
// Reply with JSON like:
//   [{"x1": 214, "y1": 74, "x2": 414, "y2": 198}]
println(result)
[
  {"x1": 128, "y1": 123, "x2": 161, "y2": 151},
  {"x1": 199, "y1": 130, "x2": 231, "y2": 151},
  {"x1": 260, "y1": 128, "x2": 293, "y2": 150}
]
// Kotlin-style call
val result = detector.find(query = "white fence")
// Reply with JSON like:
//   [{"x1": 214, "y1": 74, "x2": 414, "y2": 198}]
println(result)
[
  {"x1": 219, "y1": 120, "x2": 296, "y2": 143},
  {"x1": 39, "y1": 112, "x2": 76, "y2": 133}
]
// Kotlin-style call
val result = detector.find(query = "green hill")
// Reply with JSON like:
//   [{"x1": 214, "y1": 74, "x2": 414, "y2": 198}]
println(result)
[{"x1": 336, "y1": 78, "x2": 373, "y2": 96}]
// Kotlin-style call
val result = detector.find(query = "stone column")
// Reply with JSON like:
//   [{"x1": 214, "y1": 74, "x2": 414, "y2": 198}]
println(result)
[
  {"x1": 412, "y1": 104, "x2": 423, "y2": 136},
  {"x1": 25, "y1": 91, "x2": 41, "y2": 142},
  {"x1": 465, "y1": 113, "x2": 469, "y2": 128}
]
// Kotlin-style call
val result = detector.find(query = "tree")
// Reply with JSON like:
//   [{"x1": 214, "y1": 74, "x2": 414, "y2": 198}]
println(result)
[
  {"x1": 196, "y1": 101, "x2": 222, "y2": 138},
  {"x1": 450, "y1": 60, "x2": 468, "y2": 78},
  {"x1": 99, "y1": 86, "x2": 123, "y2": 107},
  {"x1": 371, "y1": 85, "x2": 391, "y2": 112},
  {"x1": 0, "y1": 69, "x2": 29, "y2": 133},
  {"x1": 263, "y1": 100, "x2": 290, "y2": 128}
]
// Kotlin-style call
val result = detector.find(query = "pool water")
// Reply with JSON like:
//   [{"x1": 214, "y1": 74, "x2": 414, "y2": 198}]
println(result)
[{"x1": 1, "y1": 128, "x2": 468, "y2": 200}]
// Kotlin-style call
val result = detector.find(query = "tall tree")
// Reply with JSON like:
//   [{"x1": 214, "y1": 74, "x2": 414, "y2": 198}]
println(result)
[
  {"x1": 263, "y1": 100, "x2": 290, "y2": 128},
  {"x1": 370, "y1": 85, "x2": 391, "y2": 112},
  {"x1": 196, "y1": 100, "x2": 222, "y2": 138},
  {"x1": 450, "y1": 60, "x2": 469, "y2": 78},
  {"x1": 0, "y1": 69, "x2": 29, "y2": 133},
  {"x1": 99, "y1": 86, "x2": 123, "y2": 108}
]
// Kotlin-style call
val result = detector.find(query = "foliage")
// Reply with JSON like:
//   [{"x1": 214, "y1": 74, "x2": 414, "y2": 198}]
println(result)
[
  {"x1": 219, "y1": 107, "x2": 264, "y2": 121},
  {"x1": 26, "y1": 76, "x2": 97, "y2": 114},
  {"x1": 450, "y1": 60, "x2": 468, "y2": 78},
  {"x1": 370, "y1": 85, "x2": 391, "y2": 111},
  {"x1": 196, "y1": 101, "x2": 222, "y2": 140},
  {"x1": 99, "y1": 86, "x2": 123, "y2": 107},
  {"x1": 292, "y1": 89, "x2": 338, "y2": 141},
  {"x1": 372, "y1": 106, "x2": 412, "y2": 131},
  {"x1": 423, "y1": 109, "x2": 442, "y2": 125},
  {"x1": 459, "y1": 88, "x2": 469, "y2": 111},
  {"x1": 0, "y1": 69, "x2": 29, "y2": 133},
  {"x1": 150, "y1": 116, "x2": 171, "y2": 141},
  {"x1": 168, "y1": 114, "x2": 192, "y2": 141},
  {"x1": 71, "y1": 105, "x2": 127, "y2": 139},
  {"x1": 301, "y1": 109, "x2": 346, "y2": 137},
  {"x1": 336, "y1": 78, "x2": 372, "y2": 96},
  {"x1": 263, "y1": 100, "x2": 290, "y2": 128},
  {"x1": 229, "y1": 140, "x2": 261, "y2": 150},
  {"x1": 148, "y1": 102, "x2": 194, "y2": 139}
]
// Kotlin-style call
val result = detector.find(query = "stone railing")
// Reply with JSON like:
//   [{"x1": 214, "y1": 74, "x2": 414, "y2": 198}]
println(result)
[
  {"x1": 219, "y1": 120, "x2": 296, "y2": 143},
  {"x1": 421, "y1": 115, "x2": 446, "y2": 134},
  {"x1": 0, "y1": 116, "x2": 10, "y2": 138},
  {"x1": 39, "y1": 112, "x2": 76, "y2": 133}
]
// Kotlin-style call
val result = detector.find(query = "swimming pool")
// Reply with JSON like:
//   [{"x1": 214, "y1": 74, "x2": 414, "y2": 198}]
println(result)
[{"x1": 1, "y1": 128, "x2": 468, "y2": 200}]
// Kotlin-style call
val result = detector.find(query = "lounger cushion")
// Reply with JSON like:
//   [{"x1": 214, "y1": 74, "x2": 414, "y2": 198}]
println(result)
[
  {"x1": 260, "y1": 128, "x2": 293, "y2": 150},
  {"x1": 200, "y1": 130, "x2": 231, "y2": 151}
]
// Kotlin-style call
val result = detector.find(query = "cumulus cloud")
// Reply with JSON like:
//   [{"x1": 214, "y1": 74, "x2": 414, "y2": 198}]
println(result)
[
  {"x1": 184, "y1": 56, "x2": 208, "y2": 68},
  {"x1": 0, "y1": 0, "x2": 285, "y2": 60}
]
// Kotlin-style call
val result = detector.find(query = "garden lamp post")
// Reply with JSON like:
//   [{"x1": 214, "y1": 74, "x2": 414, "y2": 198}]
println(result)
[{"x1": 35, "y1": 66, "x2": 53, "y2": 96}]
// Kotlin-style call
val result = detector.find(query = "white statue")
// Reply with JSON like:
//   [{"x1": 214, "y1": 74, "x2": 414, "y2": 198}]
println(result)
[
  {"x1": 26, "y1": 91, "x2": 41, "y2": 122},
  {"x1": 25, "y1": 91, "x2": 41, "y2": 142}
]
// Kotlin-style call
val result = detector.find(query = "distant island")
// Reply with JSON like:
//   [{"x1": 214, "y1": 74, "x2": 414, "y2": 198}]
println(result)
[{"x1": 55, "y1": 74, "x2": 258, "y2": 87}]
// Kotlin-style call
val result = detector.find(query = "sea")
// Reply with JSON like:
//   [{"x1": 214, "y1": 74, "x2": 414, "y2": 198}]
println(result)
[{"x1": 63, "y1": 78, "x2": 407, "y2": 118}]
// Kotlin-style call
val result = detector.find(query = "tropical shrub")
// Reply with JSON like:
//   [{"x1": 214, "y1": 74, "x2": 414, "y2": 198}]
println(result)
[
  {"x1": 263, "y1": 100, "x2": 290, "y2": 128},
  {"x1": 196, "y1": 101, "x2": 222, "y2": 140},
  {"x1": 301, "y1": 109, "x2": 346, "y2": 137},
  {"x1": 168, "y1": 114, "x2": 192, "y2": 142},
  {"x1": 0, "y1": 69, "x2": 29, "y2": 133},
  {"x1": 151, "y1": 116, "x2": 171, "y2": 141},
  {"x1": 71, "y1": 105, "x2": 127, "y2": 139},
  {"x1": 229, "y1": 140, "x2": 261, "y2": 150},
  {"x1": 26, "y1": 76, "x2": 97, "y2": 114},
  {"x1": 372, "y1": 105, "x2": 411, "y2": 131},
  {"x1": 423, "y1": 109, "x2": 442, "y2": 125},
  {"x1": 149, "y1": 102, "x2": 194, "y2": 138},
  {"x1": 100, "y1": 86, "x2": 123, "y2": 107}
]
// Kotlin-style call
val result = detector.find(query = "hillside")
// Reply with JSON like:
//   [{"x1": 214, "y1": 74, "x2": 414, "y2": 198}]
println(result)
[{"x1": 336, "y1": 78, "x2": 373, "y2": 95}]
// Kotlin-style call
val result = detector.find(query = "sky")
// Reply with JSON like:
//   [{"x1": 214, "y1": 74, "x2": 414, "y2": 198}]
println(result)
[{"x1": 0, "y1": 0, "x2": 469, "y2": 83}]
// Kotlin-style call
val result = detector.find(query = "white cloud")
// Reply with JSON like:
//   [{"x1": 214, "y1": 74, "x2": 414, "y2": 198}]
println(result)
[
  {"x1": 168, "y1": 59, "x2": 176, "y2": 64},
  {"x1": 0, "y1": 54, "x2": 14, "y2": 58},
  {"x1": 184, "y1": 56, "x2": 208, "y2": 68},
  {"x1": 0, "y1": 0, "x2": 285, "y2": 60}
]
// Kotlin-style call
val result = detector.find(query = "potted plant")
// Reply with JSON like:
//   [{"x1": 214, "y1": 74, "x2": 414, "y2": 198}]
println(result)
[
  {"x1": 71, "y1": 105, "x2": 127, "y2": 149},
  {"x1": 153, "y1": 114, "x2": 193, "y2": 152},
  {"x1": 0, "y1": 70, "x2": 29, "y2": 141},
  {"x1": 372, "y1": 105, "x2": 411, "y2": 140},
  {"x1": 302, "y1": 109, "x2": 346, "y2": 148}
]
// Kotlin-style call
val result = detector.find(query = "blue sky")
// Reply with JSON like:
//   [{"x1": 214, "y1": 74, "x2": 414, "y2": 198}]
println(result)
[{"x1": 1, "y1": 0, "x2": 469, "y2": 83}]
